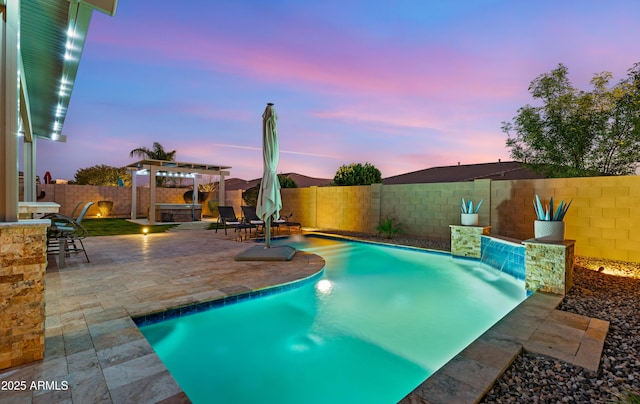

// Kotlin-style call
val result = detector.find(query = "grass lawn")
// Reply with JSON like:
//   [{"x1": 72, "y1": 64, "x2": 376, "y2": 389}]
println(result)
[{"x1": 82, "y1": 218, "x2": 177, "y2": 236}]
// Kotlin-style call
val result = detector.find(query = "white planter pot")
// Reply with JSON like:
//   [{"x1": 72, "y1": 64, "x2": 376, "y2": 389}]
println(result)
[
  {"x1": 461, "y1": 213, "x2": 479, "y2": 226},
  {"x1": 534, "y1": 220, "x2": 565, "y2": 242}
]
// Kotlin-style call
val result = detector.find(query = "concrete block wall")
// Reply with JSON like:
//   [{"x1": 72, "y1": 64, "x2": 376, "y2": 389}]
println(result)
[
  {"x1": 490, "y1": 176, "x2": 640, "y2": 262},
  {"x1": 35, "y1": 184, "x2": 190, "y2": 218},
  {"x1": 315, "y1": 185, "x2": 373, "y2": 232},
  {"x1": 380, "y1": 181, "x2": 489, "y2": 240},
  {"x1": 280, "y1": 175, "x2": 640, "y2": 263},
  {"x1": 26, "y1": 175, "x2": 640, "y2": 262},
  {"x1": 281, "y1": 188, "x2": 313, "y2": 226},
  {"x1": 221, "y1": 189, "x2": 244, "y2": 218}
]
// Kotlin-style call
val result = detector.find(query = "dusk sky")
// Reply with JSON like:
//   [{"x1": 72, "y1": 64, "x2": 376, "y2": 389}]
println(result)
[{"x1": 35, "y1": 0, "x2": 640, "y2": 182}]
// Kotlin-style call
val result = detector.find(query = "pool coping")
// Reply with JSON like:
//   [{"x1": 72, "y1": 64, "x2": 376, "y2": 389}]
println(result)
[
  {"x1": 400, "y1": 292, "x2": 609, "y2": 404},
  {"x1": 133, "y1": 269, "x2": 325, "y2": 327}
]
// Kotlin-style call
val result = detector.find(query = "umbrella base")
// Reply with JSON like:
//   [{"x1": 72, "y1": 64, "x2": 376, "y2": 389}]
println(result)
[{"x1": 234, "y1": 245, "x2": 296, "y2": 261}]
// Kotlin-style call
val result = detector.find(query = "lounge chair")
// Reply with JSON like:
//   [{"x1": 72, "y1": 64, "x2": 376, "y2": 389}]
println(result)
[
  {"x1": 216, "y1": 206, "x2": 255, "y2": 235},
  {"x1": 241, "y1": 205, "x2": 266, "y2": 233},
  {"x1": 279, "y1": 213, "x2": 302, "y2": 233},
  {"x1": 46, "y1": 201, "x2": 94, "y2": 263},
  {"x1": 241, "y1": 205, "x2": 285, "y2": 235}
]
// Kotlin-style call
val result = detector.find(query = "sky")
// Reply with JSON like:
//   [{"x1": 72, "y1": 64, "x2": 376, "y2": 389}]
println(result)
[{"x1": 34, "y1": 0, "x2": 640, "y2": 182}]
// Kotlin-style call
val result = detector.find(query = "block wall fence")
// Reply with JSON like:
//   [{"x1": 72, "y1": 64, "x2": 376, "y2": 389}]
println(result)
[
  {"x1": 31, "y1": 184, "x2": 217, "y2": 217},
  {"x1": 28, "y1": 175, "x2": 639, "y2": 262},
  {"x1": 280, "y1": 175, "x2": 640, "y2": 263}
]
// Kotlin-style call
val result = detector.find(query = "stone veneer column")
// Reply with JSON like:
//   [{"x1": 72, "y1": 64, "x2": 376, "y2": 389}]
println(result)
[
  {"x1": 523, "y1": 239, "x2": 575, "y2": 295},
  {"x1": 0, "y1": 220, "x2": 49, "y2": 369},
  {"x1": 450, "y1": 225, "x2": 491, "y2": 258}
]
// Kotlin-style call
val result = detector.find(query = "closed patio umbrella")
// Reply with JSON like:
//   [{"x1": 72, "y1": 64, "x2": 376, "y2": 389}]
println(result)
[{"x1": 256, "y1": 103, "x2": 281, "y2": 248}]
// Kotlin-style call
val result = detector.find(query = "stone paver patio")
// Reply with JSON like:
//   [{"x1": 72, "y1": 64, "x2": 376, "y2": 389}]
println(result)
[{"x1": 0, "y1": 228, "x2": 608, "y2": 403}]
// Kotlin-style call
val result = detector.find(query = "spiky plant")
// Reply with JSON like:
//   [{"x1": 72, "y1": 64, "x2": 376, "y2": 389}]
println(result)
[
  {"x1": 460, "y1": 198, "x2": 483, "y2": 214},
  {"x1": 533, "y1": 195, "x2": 572, "y2": 221}
]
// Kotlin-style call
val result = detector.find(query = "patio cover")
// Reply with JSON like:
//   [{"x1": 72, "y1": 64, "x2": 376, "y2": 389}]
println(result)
[{"x1": 1, "y1": 0, "x2": 117, "y2": 221}]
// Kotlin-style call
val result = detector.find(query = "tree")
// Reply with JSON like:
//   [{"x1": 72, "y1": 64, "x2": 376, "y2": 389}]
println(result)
[
  {"x1": 73, "y1": 165, "x2": 130, "y2": 186},
  {"x1": 503, "y1": 63, "x2": 640, "y2": 177},
  {"x1": 129, "y1": 141, "x2": 177, "y2": 161},
  {"x1": 241, "y1": 175, "x2": 298, "y2": 206},
  {"x1": 278, "y1": 174, "x2": 298, "y2": 189},
  {"x1": 129, "y1": 142, "x2": 177, "y2": 186},
  {"x1": 332, "y1": 162, "x2": 382, "y2": 185}
]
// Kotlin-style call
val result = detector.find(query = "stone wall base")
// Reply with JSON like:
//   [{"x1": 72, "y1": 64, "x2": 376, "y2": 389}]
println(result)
[
  {"x1": 451, "y1": 226, "x2": 575, "y2": 294},
  {"x1": 0, "y1": 220, "x2": 48, "y2": 370},
  {"x1": 523, "y1": 239, "x2": 575, "y2": 295},
  {"x1": 450, "y1": 225, "x2": 491, "y2": 258}
]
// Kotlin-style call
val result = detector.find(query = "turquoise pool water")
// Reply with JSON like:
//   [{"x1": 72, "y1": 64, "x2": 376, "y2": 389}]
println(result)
[{"x1": 139, "y1": 235, "x2": 527, "y2": 404}]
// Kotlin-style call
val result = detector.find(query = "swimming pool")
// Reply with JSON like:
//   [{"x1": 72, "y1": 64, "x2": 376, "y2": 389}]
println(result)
[{"x1": 139, "y1": 235, "x2": 527, "y2": 403}]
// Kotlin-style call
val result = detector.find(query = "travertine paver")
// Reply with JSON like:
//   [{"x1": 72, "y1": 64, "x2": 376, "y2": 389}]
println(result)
[
  {"x1": 0, "y1": 229, "x2": 323, "y2": 403},
  {"x1": 401, "y1": 292, "x2": 610, "y2": 404}
]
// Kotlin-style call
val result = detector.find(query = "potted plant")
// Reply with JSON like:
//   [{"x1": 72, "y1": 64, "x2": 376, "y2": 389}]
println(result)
[
  {"x1": 460, "y1": 198, "x2": 482, "y2": 226},
  {"x1": 533, "y1": 195, "x2": 572, "y2": 242}
]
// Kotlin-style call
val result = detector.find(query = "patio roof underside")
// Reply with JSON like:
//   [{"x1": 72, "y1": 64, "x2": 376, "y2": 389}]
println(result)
[{"x1": 20, "y1": 0, "x2": 117, "y2": 143}]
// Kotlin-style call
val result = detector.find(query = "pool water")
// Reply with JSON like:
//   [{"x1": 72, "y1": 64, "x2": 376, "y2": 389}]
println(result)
[{"x1": 139, "y1": 235, "x2": 527, "y2": 404}]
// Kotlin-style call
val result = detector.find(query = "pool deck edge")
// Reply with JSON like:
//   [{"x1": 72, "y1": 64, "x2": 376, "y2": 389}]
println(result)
[{"x1": 399, "y1": 291, "x2": 610, "y2": 404}]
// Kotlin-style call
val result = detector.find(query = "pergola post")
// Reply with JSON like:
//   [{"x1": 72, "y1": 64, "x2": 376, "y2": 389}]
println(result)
[
  {"x1": 149, "y1": 166, "x2": 157, "y2": 224},
  {"x1": 130, "y1": 168, "x2": 137, "y2": 220},
  {"x1": 219, "y1": 171, "x2": 228, "y2": 205},
  {"x1": 192, "y1": 174, "x2": 199, "y2": 221}
]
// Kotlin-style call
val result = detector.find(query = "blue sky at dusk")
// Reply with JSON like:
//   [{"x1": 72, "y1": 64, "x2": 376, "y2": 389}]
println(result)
[{"x1": 36, "y1": 0, "x2": 640, "y2": 181}]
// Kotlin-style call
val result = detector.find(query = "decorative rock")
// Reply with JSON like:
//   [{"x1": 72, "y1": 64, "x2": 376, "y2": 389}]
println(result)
[{"x1": 481, "y1": 257, "x2": 640, "y2": 403}]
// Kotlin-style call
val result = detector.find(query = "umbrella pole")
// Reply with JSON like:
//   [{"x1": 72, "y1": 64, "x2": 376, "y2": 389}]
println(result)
[{"x1": 265, "y1": 216, "x2": 271, "y2": 248}]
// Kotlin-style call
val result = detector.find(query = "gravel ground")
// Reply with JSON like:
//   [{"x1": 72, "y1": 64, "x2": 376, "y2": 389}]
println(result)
[
  {"x1": 318, "y1": 231, "x2": 640, "y2": 403},
  {"x1": 482, "y1": 256, "x2": 640, "y2": 403}
]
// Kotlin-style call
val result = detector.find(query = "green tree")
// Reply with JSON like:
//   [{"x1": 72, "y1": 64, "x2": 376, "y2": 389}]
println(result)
[
  {"x1": 503, "y1": 63, "x2": 640, "y2": 177},
  {"x1": 332, "y1": 162, "x2": 382, "y2": 185},
  {"x1": 278, "y1": 174, "x2": 298, "y2": 189},
  {"x1": 241, "y1": 175, "x2": 298, "y2": 206},
  {"x1": 73, "y1": 165, "x2": 130, "y2": 186},
  {"x1": 129, "y1": 142, "x2": 177, "y2": 186}
]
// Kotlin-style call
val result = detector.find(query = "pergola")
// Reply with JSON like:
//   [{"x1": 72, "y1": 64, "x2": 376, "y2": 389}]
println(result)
[{"x1": 127, "y1": 159, "x2": 231, "y2": 224}]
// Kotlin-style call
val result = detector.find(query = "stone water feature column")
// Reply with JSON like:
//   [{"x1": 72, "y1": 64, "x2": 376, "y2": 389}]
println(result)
[
  {"x1": 523, "y1": 239, "x2": 575, "y2": 295},
  {"x1": 0, "y1": 220, "x2": 49, "y2": 369},
  {"x1": 450, "y1": 225, "x2": 491, "y2": 258}
]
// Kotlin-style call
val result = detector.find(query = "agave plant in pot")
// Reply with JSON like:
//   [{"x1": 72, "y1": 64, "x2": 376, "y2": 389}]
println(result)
[
  {"x1": 460, "y1": 198, "x2": 482, "y2": 226},
  {"x1": 533, "y1": 195, "x2": 572, "y2": 242}
]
